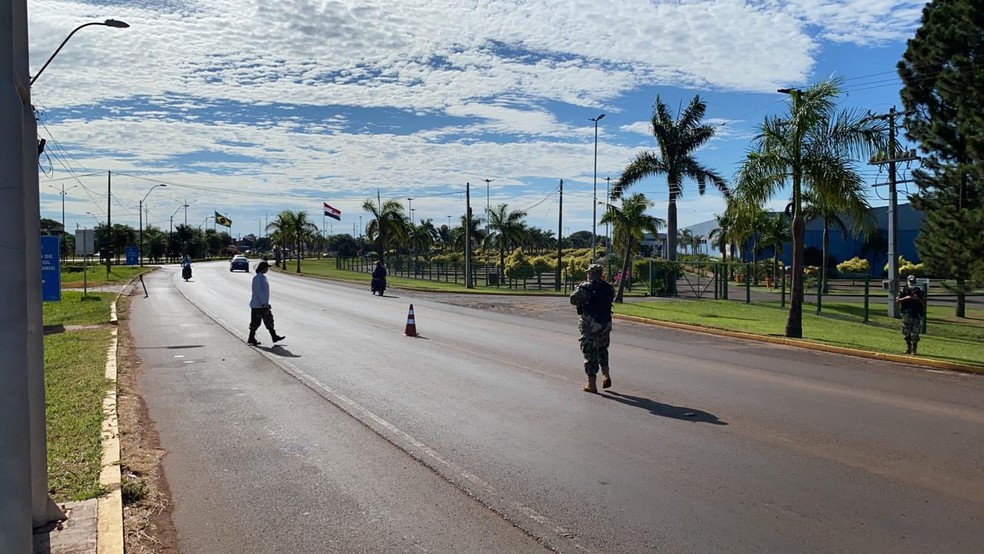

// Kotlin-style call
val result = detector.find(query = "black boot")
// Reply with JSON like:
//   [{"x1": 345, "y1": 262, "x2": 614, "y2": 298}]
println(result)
[
  {"x1": 247, "y1": 333, "x2": 259, "y2": 346},
  {"x1": 905, "y1": 341, "x2": 911, "y2": 354},
  {"x1": 272, "y1": 333, "x2": 286, "y2": 343},
  {"x1": 911, "y1": 342, "x2": 918, "y2": 355}
]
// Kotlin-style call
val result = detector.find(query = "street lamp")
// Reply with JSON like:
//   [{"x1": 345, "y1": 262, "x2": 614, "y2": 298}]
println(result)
[
  {"x1": 30, "y1": 19, "x2": 130, "y2": 86},
  {"x1": 138, "y1": 184, "x2": 166, "y2": 266},
  {"x1": 590, "y1": 113, "x2": 605, "y2": 260},
  {"x1": 169, "y1": 204, "x2": 187, "y2": 262},
  {"x1": 49, "y1": 183, "x2": 77, "y2": 255}
]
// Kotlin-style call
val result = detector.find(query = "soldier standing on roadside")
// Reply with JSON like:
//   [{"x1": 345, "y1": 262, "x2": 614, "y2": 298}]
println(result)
[
  {"x1": 570, "y1": 264, "x2": 616, "y2": 393},
  {"x1": 895, "y1": 274, "x2": 925, "y2": 355}
]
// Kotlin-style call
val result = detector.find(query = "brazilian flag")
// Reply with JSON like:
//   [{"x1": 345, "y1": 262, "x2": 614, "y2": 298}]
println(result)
[{"x1": 215, "y1": 211, "x2": 232, "y2": 227}]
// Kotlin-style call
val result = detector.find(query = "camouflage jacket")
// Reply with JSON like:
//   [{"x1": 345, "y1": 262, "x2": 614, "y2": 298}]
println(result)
[{"x1": 570, "y1": 279, "x2": 615, "y2": 324}]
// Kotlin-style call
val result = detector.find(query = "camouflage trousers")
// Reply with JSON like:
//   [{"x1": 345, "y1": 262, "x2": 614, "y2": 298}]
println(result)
[
  {"x1": 901, "y1": 313, "x2": 921, "y2": 344},
  {"x1": 578, "y1": 317, "x2": 612, "y2": 376}
]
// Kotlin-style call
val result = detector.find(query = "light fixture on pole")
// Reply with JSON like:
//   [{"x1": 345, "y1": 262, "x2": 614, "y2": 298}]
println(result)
[
  {"x1": 138, "y1": 184, "x2": 166, "y2": 266},
  {"x1": 407, "y1": 197, "x2": 413, "y2": 222},
  {"x1": 49, "y1": 183, "x2": 77, "y2": 254},
  {"x1": 30, "y1": 19, "x2": 130, "y2": 86},
  {"x1": 590, "y1": 113, "x2": 605, "y2": 260}
]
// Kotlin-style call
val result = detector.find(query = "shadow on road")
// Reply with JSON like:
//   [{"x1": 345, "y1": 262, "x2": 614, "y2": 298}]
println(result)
[
  {"x1": 137, "y1": 344, "x2": 205, "y2": 350},
  {"x1": 262, "y1": 345, "x2": 301, "y2": 358},
  {"x1": 602, "y1": 391, "x2": 727, "y2": 425}
]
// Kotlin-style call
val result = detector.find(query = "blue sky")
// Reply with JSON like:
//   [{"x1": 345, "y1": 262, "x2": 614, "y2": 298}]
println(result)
[{"x1": 30, "y1": 0, "x2": 926, "y2": 240}]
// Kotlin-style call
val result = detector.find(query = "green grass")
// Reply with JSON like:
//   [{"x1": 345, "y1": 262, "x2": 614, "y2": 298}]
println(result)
[
  {"x1": 617, "y1": 299, "x2": 984, "y2": 368},
  {"x1": 59, "y1": 264, "x2": 149, "y2": 287},
  {"x1": 43, "y1": 291, "x2": 116, "y2": 326},
  {"x1": 283, "y1": 258, "x2": 649, "y2": 296},
  {"x1": 44, "y1": 328, "x2": 113, "y2": 501}
]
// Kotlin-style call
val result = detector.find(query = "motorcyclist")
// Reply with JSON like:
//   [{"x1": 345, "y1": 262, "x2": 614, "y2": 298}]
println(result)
[
  {"x1": 371, "y1": 260, "x2": 387, "y2": 295},
  {"x1": 181, "y1": 255, "x2": 192, "y2": 279}
]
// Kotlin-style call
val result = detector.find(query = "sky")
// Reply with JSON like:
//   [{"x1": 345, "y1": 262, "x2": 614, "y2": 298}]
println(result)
[{"x1": 29, "y1": 0, "x2": 928, "y2": 241}]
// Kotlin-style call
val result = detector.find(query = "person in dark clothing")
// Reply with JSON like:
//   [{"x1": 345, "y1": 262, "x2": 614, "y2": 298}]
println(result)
[
  {"x1": 371, "y1": 260, "x2": 387, "y2": 295},
  {"x1": 570, "y1": 264, "x2": 616, "y2": 393},
  {"x1": 895, "y1": 274, "x2": 925, "y2": 355}
]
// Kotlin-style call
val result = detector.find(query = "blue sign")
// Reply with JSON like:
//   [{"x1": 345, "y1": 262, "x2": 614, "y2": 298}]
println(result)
[
  {"x1": 41, "y1": 235, "x2": 60, "y2": 302},
  {"x1": 125, "y1": 245, "x2": 139, "y2": 266}
]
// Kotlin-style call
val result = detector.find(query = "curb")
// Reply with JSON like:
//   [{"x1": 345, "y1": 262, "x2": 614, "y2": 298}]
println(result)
[
  {"x1": 96, "y1": 325, "x2": 123, "y2": 554},
  {"x1": 96, "y1": 281, "x2": 139, "y2": 554},
  {"x1": 615, "y1": 314, "x2": 984, "y2": 375}
]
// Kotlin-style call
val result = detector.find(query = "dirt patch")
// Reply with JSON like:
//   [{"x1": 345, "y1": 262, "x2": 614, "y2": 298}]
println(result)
[{"x1": 116, "y1": 291, "x2": 180, "y2": 553}]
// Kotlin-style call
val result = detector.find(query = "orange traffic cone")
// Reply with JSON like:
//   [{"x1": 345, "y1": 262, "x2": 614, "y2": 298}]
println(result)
[{"x1": 404, "y1": 304, "x2": 418, "y2": 337}]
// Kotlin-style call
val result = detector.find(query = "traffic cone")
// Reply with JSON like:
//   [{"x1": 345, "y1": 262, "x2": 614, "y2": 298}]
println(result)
[{"x1": 404, "y1": 304, "x2": 418, "y2": 337}]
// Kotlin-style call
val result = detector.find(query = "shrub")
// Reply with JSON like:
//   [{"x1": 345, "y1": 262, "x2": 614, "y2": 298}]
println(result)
[
  {"x1": 837, "y1": 256, "x2": 869, "y2": 275},
  {"x1": 504, "y1": 248, "x2": 535, "y2": 280},
  {"x1": 883, "y1": 256, "x2": 925, "y2": 277},
  {"x1": 530, "y1": 255, "x2": 554, "y2": 275}
]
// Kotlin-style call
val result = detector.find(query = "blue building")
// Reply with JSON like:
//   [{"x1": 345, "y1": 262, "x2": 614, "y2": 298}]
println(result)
[{"x1": 672, "y1": 203, "x2": 924, "y2": 275}]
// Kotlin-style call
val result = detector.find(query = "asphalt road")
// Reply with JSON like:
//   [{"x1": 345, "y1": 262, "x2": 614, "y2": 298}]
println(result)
[{"x1": 130, "y1": 262, "x2": 984, "y2": 553}]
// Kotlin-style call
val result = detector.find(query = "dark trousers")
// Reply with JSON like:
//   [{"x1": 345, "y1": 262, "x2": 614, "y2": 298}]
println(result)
[{"x1": 249, "y1": 307, "x2": 277, "y2": 339}]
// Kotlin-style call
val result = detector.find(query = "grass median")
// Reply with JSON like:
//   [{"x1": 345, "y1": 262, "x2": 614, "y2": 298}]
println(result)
[
  {"x1": 43, "y1": 290, "x2": 116, "y2": 501},
  {"x1": 616, "y1": 298, "x2": 984, "y2": 369},
  {"x1": 60, "y1": 264, "x2": 148, "y2": 288}
]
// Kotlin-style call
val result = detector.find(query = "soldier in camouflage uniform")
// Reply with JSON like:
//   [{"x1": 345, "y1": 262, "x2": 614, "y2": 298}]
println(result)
[
  {"x1": 570, "y1": 264, "x2": 616, "y2": 393},
  {"x1": 895, "y1": 274, "x2": 925, "y2": 355}
]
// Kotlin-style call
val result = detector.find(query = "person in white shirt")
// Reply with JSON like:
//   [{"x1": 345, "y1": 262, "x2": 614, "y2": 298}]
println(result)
[{"x1": 247, "y1": 260, "x2": 285, "y2": 346}]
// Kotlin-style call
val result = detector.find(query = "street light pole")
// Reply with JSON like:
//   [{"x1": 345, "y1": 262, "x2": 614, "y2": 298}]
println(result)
[
  {"x1": 138, "y1": 184, "x2": 166, "y2": 266},
  {"x1": 590, "y1": 113, "x2": 605, "y2": 260},
  {"x1": 30, "y1": 19, "x2": 129, "y2": 85},
  {"x1": 50, "y1": 183, "x2": 77, "y2": 257},
  {"x1": 483, "y1": 178, "x2": 494, "y2": 236}
]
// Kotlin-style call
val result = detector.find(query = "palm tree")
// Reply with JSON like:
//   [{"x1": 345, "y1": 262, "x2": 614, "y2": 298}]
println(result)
[
  {"x1": 487, "y1": 203, "x2": 528, "y2": 277},
  {"x1": 266, "y1": 210, "x2": 318, "y2": 272},
  {"x1": 678, "y1": 229, "x2": 693, "y2": 256},
  {"x1": 600, "y1": 193, "x2": 665, "y2": 303},
  {"x1": 802, "y1": 188, "x2": 872, "y2": 293},
  {"x1": 734, "y1": 77, "x2": 885, "y2": 338},
  {"x1": 408, "y1": 218, "x2": 437, "y2": 269},
  {"x1": 611, "y1": 94, "x2": 728, "y2": 262},
  {"x1": 731, "y1": 205, "x2": 771, "y2": 285},
  {"x1": 362, "y1": 198, "x2": 407, "y2": 262},
  {"x1": 708, "y1": 212, "x2": 735, "y2": 265},
  {"x1": 757, "y1": 213, "x2": 792, "y2": 286}
]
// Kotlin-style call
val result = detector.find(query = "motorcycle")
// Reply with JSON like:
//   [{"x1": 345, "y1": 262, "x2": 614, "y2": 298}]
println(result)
[
  {"x1": 370, "y1": 276, "x2": 385, "y2": 296},
  {"x1": 182, "y1": 264, "x2": 192, "y2": 281}
]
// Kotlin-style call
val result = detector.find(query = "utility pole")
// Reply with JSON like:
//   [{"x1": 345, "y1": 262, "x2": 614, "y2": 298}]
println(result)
[
  {"x1": 604, "y1": 176, "x2": 611, "y2": 255},
  {"x1": 556, "y1": 179, "x2": 563, "y2": 291},
  {"x1": 465, "y1": 182, "x2": 473, "y2": 289},
  {"x1": 867, "y1": 107, "x2": 918, "y2": 318},
  {"x1": 106, "y1": 170, "x2": 112, "y2": 276},
  {"x1": 590, "y1": 114, "x2": 605, "y2": 260},
  {"x1": 483, "y1": 178, "x2": 493, "y2": 236}
]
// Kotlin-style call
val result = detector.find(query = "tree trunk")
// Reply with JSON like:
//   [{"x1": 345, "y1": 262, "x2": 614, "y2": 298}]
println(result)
[
  {"x1": 821, "y1": 221, "x2": 830, "y2": 294},
  {"x1": 295, "y1": 235, "x2": 301, "y2": 273},
  {"x1": 667, "y1": 187, "x2": 678, "y2": 261},
  {"x1": 614, "y1": 238, "x2": 633, "y2": 303},
  {"x1": 956, "y1": 278, "x2": 966, "y2": 318},
  {"x1": 786, "y1": 211, "x2": 805, "y2": 338}
]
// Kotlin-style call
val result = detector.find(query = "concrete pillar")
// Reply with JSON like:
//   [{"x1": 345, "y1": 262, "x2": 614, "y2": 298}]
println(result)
[{"x1": 0, "y1": 0, "x2": 34, "y2": 549}]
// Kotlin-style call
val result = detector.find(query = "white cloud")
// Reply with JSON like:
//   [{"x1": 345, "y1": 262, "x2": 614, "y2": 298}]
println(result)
[{"x1": 28, "y1": 0, "x2": 914, "y2": 230}]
